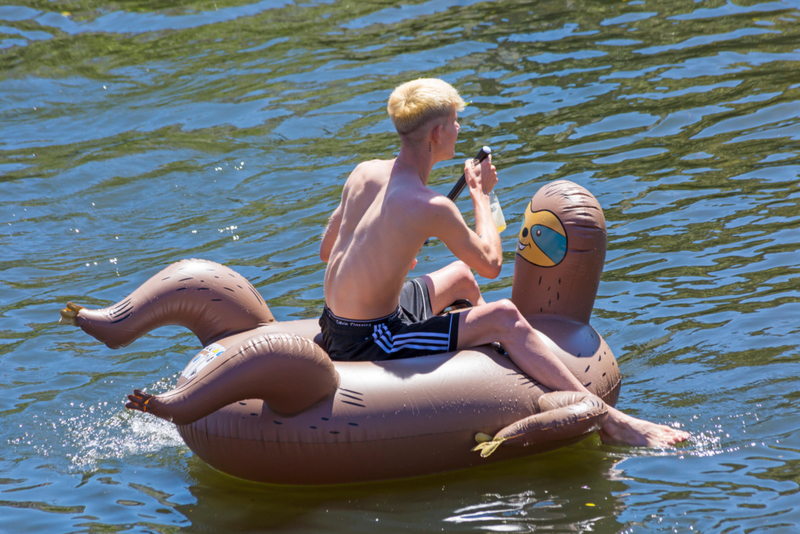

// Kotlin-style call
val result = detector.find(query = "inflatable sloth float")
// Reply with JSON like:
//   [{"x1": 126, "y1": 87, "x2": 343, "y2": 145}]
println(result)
[{"x1": 61, "y1": 180, "x2": 620, "y2": 484}]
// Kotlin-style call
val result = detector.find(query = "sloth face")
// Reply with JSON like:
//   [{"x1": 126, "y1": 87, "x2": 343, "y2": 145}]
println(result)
[{"x1": 516, "y1": 203, "x2": 567, "y2": 267}]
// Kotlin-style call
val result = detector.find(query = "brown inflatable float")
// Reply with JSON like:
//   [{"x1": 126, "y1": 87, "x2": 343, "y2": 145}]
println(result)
[{"x1": 60, "y1": 180, "x2": 620, "y2": 484}]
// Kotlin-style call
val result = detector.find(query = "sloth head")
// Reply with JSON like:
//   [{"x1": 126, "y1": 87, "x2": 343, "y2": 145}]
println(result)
[{"x1": 516, "y1": 202, "x2": 567, "y2": 267}]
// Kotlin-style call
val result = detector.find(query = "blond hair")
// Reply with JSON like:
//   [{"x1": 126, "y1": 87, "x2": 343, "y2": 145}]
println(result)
[{"x1": 387, "y1": 78, "x2": 466, "y2": 135}]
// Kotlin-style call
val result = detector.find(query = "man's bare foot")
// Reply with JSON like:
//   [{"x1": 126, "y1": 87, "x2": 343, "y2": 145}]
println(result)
[
  {"x1": 59, "y1": 302, "x2": 84, "y2": 326},
  {"x1": 599, "y1": 407, "x2": 689, "y2": 447},
  {"x1": 126, "y1": 388, "x2": 170, "y2": 421}
]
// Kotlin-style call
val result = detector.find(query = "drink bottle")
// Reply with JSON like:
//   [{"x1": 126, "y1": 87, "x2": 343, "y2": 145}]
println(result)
[{"x1": 489, "y1": 190, "x2": 506, "y2": 233}]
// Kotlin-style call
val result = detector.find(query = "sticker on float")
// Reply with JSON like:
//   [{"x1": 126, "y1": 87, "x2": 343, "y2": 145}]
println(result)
[{"x1": 181, "y1": 343, "x2": 226, "y2": 381}]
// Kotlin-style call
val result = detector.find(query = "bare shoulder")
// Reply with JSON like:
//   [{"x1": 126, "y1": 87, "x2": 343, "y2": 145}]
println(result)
[
  {"x1": 423, "y1": 188, "x2": 459, "y2": 215},
  {"x1": 350, "y1": 159, "x2": 392, "y2": 180},
  {"x1": 389, "y1": 185, "x2": 459, "y2": 228},
  {"x1": 343, "y1": 159, "x2": 391, "y2": 192},
  {"x1": 410, "y1": 190, "x2": 470, "y2": 240}
]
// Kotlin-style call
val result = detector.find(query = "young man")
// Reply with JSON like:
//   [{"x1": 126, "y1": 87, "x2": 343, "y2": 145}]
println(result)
[{"x1": 319, "y1": 78, "x2": 688, "y2": 447}]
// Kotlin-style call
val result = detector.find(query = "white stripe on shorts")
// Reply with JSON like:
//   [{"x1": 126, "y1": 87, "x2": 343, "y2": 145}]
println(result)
[{"x1": 372, "y1": 315, "x2": 454, "y2": 354}]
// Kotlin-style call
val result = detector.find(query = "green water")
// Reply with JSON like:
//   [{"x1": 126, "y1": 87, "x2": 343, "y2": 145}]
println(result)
[{"x1": 2, "y1": 0, "x2": 800, "y2": 531}]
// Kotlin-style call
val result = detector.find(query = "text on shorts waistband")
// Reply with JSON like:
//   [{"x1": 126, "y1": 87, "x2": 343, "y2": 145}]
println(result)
[{"x1": 323, "y1": 305, "x2": 401, "y2": 328}]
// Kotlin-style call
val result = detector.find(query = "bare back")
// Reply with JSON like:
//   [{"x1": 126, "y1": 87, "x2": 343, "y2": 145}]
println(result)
[{"x1": 323, "y1": 159, "x2": 437, "y2": 320}]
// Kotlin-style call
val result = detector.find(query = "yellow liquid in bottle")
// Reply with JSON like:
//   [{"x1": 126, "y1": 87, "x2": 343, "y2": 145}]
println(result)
[{"x1": 489, "y1": 192, "x2": 506, "y2": 234}]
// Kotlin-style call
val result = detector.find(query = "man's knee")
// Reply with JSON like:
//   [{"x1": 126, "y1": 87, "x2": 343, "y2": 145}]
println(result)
[
  {"x1": 449, "y1": 260, "x2": 472, "y2": 278},
  {"x1": 445, "y1": 260, "x2": 472, "y2": 283},
  {"x1": 450, "y1": 261, "x2": 480, "y2": 298},
  {"x1": 487, "y1": 299, "x2": 525, "y2": 334}
]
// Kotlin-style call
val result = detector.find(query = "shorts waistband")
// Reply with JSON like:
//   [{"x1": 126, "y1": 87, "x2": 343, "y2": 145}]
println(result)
[{"x1": 323, "y1": 305, "x2": 401, "y2": 329}]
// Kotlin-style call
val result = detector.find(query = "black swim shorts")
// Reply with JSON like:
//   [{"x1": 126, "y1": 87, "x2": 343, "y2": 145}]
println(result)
[{"x1": 319, "y1": 278, "x2": 460, "y2": 362}]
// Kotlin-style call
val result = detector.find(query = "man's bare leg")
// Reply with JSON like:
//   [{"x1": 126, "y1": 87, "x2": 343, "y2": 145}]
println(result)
[
  {"x1": 421, "y1": 260, "x2": 486, "y2": 314},
  {"x1": 456, "y1": 299, "x2": 690, "y2": 447}
]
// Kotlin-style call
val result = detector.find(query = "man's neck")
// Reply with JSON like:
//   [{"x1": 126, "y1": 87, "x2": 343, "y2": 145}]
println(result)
[{"x1": 396, "y1": 144, "x2": 437, "y2": 186}]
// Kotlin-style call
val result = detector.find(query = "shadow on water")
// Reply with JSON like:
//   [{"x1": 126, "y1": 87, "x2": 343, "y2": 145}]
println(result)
[{"x1": 176, "y1": 439, "x2": 629, "y2": 533}]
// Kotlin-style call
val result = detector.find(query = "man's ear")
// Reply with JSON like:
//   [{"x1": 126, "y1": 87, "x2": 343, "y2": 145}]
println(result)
[{"x1": 431, "y1": 123, "x2": 443, "y2": 145}]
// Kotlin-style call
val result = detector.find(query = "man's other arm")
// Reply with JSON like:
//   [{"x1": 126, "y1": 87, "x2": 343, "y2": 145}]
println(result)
[
  {"x1": 320, "y1": 203, "x2": 343, "y2": 263},
  {"x1": 320, "y1": 166, "x2": 361, "y2": 263}
]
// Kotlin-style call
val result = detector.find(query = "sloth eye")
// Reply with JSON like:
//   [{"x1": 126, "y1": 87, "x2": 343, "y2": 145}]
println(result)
[
  {"x1": 536, "y1": 229, "x2": 541, "y2": 237},
  {"x1": 521, "y1": 227, "x2": 528, "y2": 238}
]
